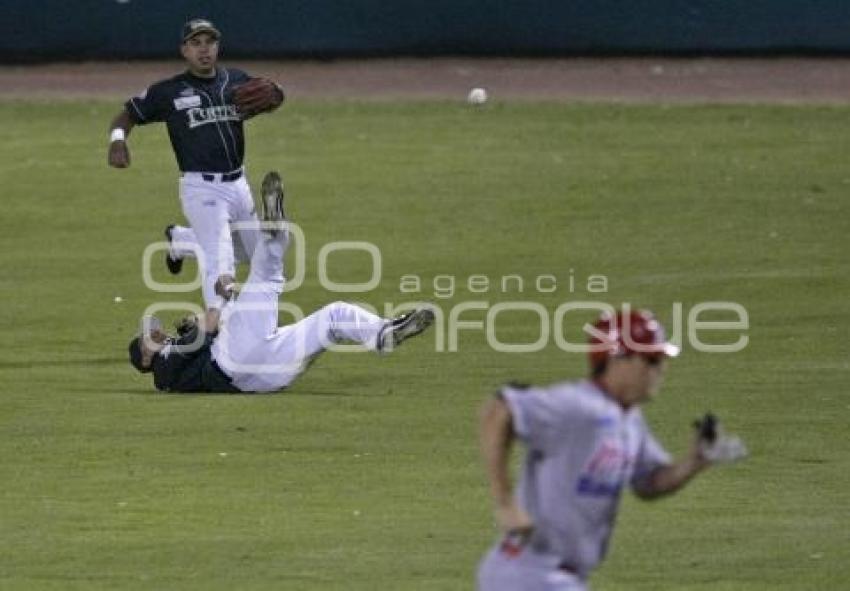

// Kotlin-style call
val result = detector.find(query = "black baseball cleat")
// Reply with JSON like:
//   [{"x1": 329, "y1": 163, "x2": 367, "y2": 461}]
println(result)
[
  {"x1": 260, "y1": 170, "x2": 285, "y2": 235},
  {"x1": 377, "y1": 308, "x2": 436, "y2": 353},
  {"x1": 164, "y1": 225, "x2": 184, "y2": 275}
]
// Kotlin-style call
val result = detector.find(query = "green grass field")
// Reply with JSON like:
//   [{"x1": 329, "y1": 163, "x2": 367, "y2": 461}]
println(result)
[{"x1": 1, "y1": 99, "x2": 848, "y2": 590}]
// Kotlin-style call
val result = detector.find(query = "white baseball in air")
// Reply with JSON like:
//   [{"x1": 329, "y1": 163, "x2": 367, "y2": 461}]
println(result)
[
  {"x1": 467, "y1": 87, "x2": 488, "y2": 105},
  {"x1": 114, "y1": 296, "x2": 123, "y2": 303}
]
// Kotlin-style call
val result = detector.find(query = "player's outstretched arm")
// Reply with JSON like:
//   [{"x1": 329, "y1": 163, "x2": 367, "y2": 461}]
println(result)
[
  {"x1": 634, "y1": 416, "x2": 747, "y2": 500},
  {"x1": 634, "y1": 438, "x2": 710, "y2": 500},
  {"x1": 480, "y1": 397, "x2": 533, "y2": 536},
  {"x1": 107, "y1": 109, "x2": 135, "y2": 168}
]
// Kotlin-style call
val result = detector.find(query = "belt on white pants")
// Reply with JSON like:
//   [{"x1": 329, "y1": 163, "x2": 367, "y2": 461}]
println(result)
[{"x1": 182, "y1": 168, "x2": 244, "y2": 183}]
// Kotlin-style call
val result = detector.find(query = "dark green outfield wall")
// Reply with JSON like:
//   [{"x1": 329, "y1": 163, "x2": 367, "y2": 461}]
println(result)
[{"x1": 3, "y1": 1, "x2": 850, "y2": 61}]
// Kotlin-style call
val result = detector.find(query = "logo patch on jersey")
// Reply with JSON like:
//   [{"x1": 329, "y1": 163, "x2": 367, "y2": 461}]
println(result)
[
  {"x1": 174, "y1": 95, "x2": 202, "y2": 110},
  {"x1": 575, "y1": 440, "x2": 634, "y2": 497},
  {"x1": 179, "y1": 87, "x2": 196, "y2": 97},
  {"x1": 186, "y1": 105, "x2": 241, "y2": 128},
  {"x1": 596, "y1": 416, "x2": 616, "y2": 428}
]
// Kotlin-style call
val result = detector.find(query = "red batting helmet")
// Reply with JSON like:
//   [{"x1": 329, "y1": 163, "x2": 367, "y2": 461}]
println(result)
[{"x1": 587, "y1": 308, "x2": 680, "y2": 369}]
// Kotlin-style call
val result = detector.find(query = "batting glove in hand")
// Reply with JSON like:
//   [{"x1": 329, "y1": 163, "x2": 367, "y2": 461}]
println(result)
[{"x1": 694, "y1": 413, "x2": 748, "y2": 464}]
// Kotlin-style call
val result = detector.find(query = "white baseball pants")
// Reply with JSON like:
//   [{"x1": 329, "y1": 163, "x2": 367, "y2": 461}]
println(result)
[
  {"x1": 211, "y1": 230, "x2": 387, "y2": 393},
  {"x1": 178, "y1": 172, "x2": 258, "y2": 309},
  {"x1": 477, "y1": 545, "x2": 588, "y2": 591}
]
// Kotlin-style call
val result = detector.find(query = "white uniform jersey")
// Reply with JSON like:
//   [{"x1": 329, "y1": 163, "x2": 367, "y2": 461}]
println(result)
[{"x1": 500, "y1": 380, "x2": 671, "y2": 577}]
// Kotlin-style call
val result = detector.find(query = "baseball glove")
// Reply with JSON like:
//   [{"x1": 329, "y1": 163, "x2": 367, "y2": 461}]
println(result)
[
  {"x1": 232, "y1": 77, "x2": 284, "y2": 119},
  {"x1": 174, "y1": 315, "x2": 198, "y2": 337}
]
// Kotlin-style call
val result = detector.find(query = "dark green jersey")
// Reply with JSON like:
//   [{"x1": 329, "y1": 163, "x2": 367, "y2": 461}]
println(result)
[
  {"x1": 125, "y1": 67, "x2": 251, "y2": 173},
  {"x1": 151, "y1": 327, "x2": 240, "y2": 393}
]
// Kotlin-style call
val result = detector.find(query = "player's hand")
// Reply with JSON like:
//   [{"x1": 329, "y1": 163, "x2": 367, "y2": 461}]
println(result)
[
  {"x1": 108, "y1": 140, "x2": 130, "y2": 168},
  {"x1": 495, "y1": 502, "x2": 534, "y2": 538},
  {"x1": 693, "y1": 413, "x2": 748, "y2": 465}
]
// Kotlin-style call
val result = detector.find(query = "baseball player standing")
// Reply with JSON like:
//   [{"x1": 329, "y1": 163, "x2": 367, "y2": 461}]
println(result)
[
  {"x1": 107, "y1": 18, "x2": 285, "y2": 329},
  {"x1": 477, "y1": 309, "x2": 747, "y2": 590}
]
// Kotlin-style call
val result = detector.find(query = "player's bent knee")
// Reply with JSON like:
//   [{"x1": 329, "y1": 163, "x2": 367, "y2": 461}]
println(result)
[
  {"x1": 323, "y1": 300, "x2": 348, "y2": 316},
  {"x1": 321, "y1": 301, "x2": 351, "y2": 337}
]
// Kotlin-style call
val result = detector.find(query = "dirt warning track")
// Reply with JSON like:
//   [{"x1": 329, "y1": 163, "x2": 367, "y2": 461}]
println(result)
[{"x1": 2, "y1": 57, "x2": 848, "y2": 103}]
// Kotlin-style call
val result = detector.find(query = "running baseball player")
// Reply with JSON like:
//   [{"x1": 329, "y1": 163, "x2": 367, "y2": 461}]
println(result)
[
  {"x1": 127, "y1": 171, "x2": 435, "y2": 393},
  {"x1": 107, "y1": 17, "x2": 285, "y2": 330},
  {"x1": 477, "y1": 309, "x2": 747, "y2": 591}
]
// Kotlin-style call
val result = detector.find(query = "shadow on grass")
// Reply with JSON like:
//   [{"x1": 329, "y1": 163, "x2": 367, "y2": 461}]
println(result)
[
  {"x1": 0, "y1": 356, "x2": 123, "y2": 370},
  {"x1": 102, "y1": 388, "x2": 277, "y2": 397},
  {"x1": 287, "y1": 388, "x2": 368, "y2": 397}
]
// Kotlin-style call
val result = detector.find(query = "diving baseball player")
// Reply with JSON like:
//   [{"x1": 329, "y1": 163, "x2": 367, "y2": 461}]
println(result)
[
  {"x1": 127, "y1": 171, "x2": 435, "y2": 393},
  {"x1": 477, "y1": 309, "x2": 747, "y2": 590},
  {"x1": 107, "y1": 18, "x2": 284, "y2": 329}
]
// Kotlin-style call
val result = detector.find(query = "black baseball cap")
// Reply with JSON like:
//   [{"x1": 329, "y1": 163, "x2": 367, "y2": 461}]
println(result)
[
  {"x1": 182, "y1": 18, "x2": 221, "y2": 43},
  {"x1": 128, "y1": 336, "x2": 152, "y2": 373},
  {"x1": 128, "y1": 315, "x2": 163, "y2": 373}
]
